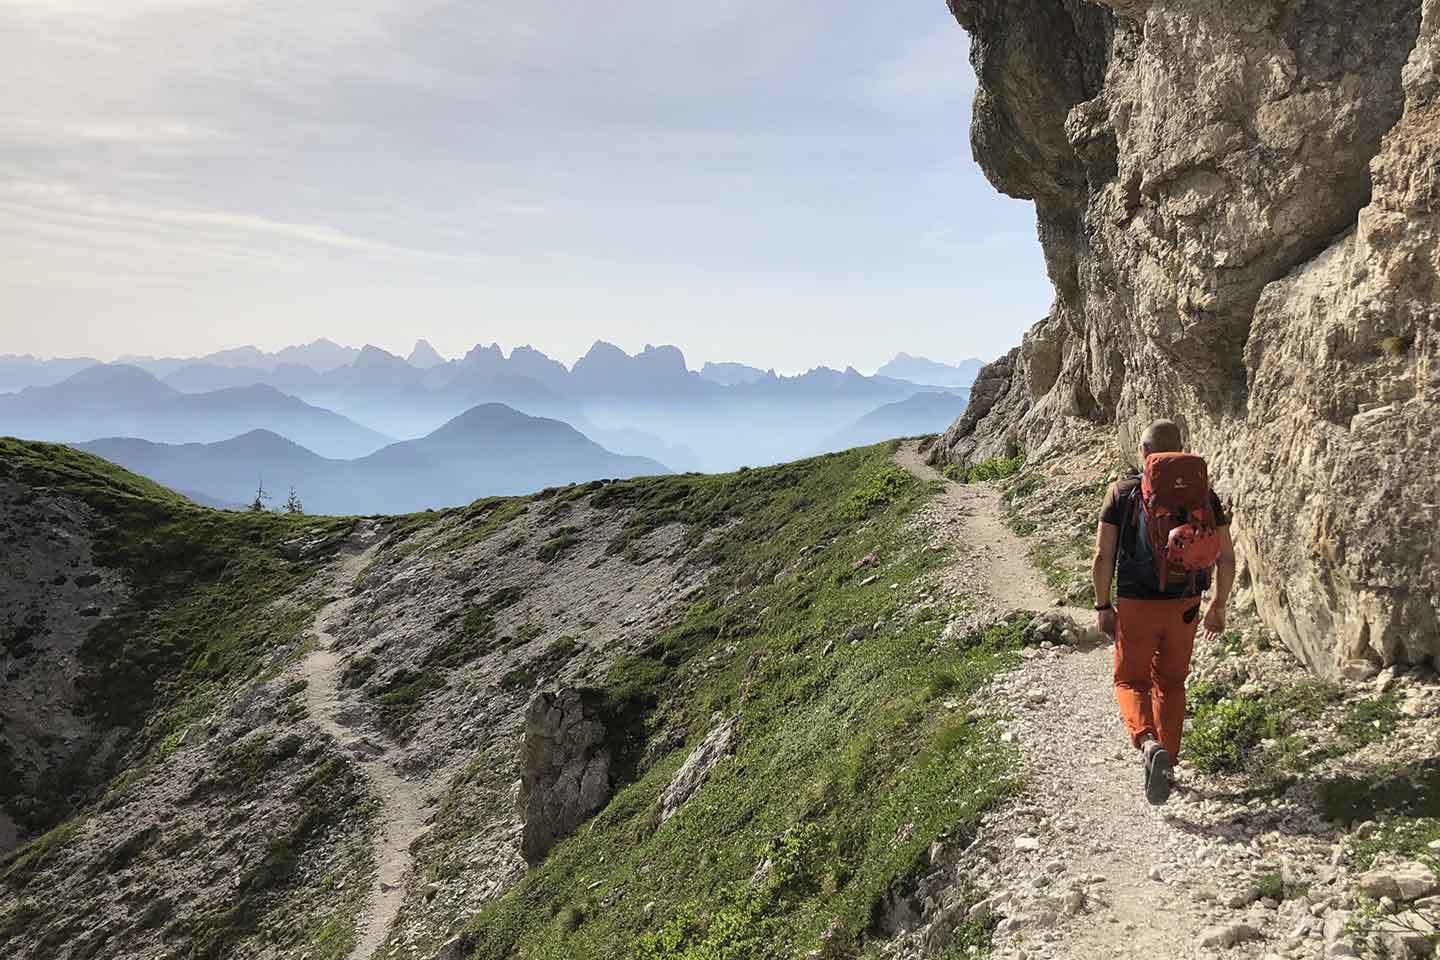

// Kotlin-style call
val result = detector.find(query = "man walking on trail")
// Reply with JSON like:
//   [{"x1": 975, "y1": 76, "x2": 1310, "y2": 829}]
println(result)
[{"x1": 1092, "y1": 419, "x2": 1236, "y2": 806}]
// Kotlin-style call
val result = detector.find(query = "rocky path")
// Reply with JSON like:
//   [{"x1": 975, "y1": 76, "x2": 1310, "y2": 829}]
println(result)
[
  {"x1": 301, "y1": 541, "x2": 433, "y2": 960},
  {"x1": 894, "y1": 443, "x2": 1342, "y2": 959}
]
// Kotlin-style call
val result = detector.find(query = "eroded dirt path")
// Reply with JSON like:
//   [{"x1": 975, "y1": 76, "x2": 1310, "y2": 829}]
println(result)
[
  {"x1": 894, "y1": 443, "x2": 1258, "y2": 959},
  {"x1": 301, "y1": 541, "x2": 433, "y2": 960}
]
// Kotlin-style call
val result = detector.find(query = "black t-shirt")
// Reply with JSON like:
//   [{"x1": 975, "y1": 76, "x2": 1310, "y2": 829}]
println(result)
[{"x1": 1100, "y1": 475, "x2": 1230, "y2": 599}]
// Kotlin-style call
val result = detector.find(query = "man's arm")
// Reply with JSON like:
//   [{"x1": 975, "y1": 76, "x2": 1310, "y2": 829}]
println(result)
[
  {"x1": 1203, "y1": 526, "x2": 1237, "y2": 640},
  {"x1": 1093, "y1": 521, "x2": 1120, "y2": 637}
]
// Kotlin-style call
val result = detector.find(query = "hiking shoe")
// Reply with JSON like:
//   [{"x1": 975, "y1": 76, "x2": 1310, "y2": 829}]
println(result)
[{"x1": 1143, "y1": 742, "x2": 1173, "y2": 806}]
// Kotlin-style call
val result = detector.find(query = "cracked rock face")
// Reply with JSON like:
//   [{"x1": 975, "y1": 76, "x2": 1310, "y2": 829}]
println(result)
[
  {"x1": 515, "y1": 687, "x2": 612, "y2": 864},
  {"x1": 0, "y1": 480, "x2": 128, "y2": 852},
  {"x1": 936, "y1": 0, "x2": 1439, "y2": 675}
]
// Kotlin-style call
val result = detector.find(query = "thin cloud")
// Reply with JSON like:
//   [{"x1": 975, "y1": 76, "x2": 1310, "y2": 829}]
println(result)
[{"x1": 0, "y1": 180, "x2": 488, "y2": 263}]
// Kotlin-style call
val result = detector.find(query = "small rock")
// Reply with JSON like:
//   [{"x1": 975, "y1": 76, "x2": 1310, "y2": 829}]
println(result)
[
  {"x1": 1198, "y1": 923, "x2": 1262, "y2": 948},
  {"x1": 1359, "y1": 861, "x2": 1439, "y2": 902},
  {"x1": 1025, "y1": 687, "x2": 1047, "y2": 705},
  {"x1": 1014, "y1": 836, "x2": 1041, "y2": 852},
  {"x1": 434, "y1": 936, "x2": 472, "y2": 960},
  {"x1": 1148, "y1": 866, "x2": 1164, "y2": 882},
  {"x1": 1226, "y1": 885, "x2": 1262, "y2": 909}
]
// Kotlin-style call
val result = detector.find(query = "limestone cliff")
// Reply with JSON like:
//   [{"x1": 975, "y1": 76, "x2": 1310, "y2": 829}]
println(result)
[{"x1": 934, "y1": 0, "x2": 1440, "y2": 675}]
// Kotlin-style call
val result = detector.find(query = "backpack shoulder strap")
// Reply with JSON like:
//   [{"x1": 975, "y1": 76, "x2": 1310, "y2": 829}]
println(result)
[{"x1": 1118, "y1": 483, "x2": 1142, "y2": 554}]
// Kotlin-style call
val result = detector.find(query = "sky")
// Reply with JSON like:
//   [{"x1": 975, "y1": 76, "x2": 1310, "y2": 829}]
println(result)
[{"x1": 0, "y1": 0, "x2": 1051, "y2": 374}]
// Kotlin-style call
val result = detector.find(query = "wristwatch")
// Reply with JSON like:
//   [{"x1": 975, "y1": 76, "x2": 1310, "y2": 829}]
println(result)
[{"x1": 1094, "y1": 602, "x2": 1114, "y2": 612}]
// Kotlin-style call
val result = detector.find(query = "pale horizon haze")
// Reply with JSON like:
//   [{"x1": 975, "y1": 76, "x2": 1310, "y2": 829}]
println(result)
[{"x1": 0, "y1": 0, "x2": 1051, "y2": 374}]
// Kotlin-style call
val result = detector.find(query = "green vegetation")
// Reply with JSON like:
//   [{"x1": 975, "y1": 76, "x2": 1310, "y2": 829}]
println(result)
[
  {"x1": 340, "y1": 655, "x2": 379, "y2": 689},
  {"x1": 1028, "y1": 536, "x2": 1092, "y2": 599},
  {"x1": 1378, "y1": 335, "x2": 1413, "y2": 359},
  {"x1": 434, "y1": 497, "x2": 528, "y2": 553},
  {"x1": 461, "y1": 443, "x2": 1019, "y2": 959},
  {"x1": 370, "y1": 668, "x2": 445, "y2": 737},
  {"x1": 963, "y1": 453, "x2": 1025, "y2": 484},
  {"x1": 836, "y1": 462, "x2": 912, "y2": 522},
  {"x1": 538, "y1": 526, "x2": 583, "y2": 563},
  {"x1": 1188, "y1": 696, "x2": 1276, "y2": 774},
  {"x1": 425, "y1": 586, "x2": 528, "y2": 669},
  {"x1": 0, "y1": 439, "x2": 354, "y2": 836},
  {"x1": 1184, "y1": 675, "x2": 1408, "y2": 781},
  {"x1": 590, "y1": 451, "x2": 911, "y2": 561},
  {"x1": 1323, "y1": 761, "x2": 1440, "y2": 828},
  {"x1": 185, "y1": 754, "x2": 370, "y2": 960}
]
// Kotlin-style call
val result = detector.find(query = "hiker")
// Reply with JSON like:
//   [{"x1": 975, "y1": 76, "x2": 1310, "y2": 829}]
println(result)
[{"x1": 1091, "y1": 419, "x2": 1235, "y2": 805}]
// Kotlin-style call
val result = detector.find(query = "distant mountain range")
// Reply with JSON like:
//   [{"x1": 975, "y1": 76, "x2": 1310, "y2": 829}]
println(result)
[
  {"x1": 699, "y1": 361, "x2": 768, "y2": 386},
  {"x1": 820, "y1": 391, "x2": 971, "y2": 453},
  {"x1": 875, "y1": 353, "x2": 984, "y2": 388},
  {"x1": 79, "y1": 404, "x2": 668, "y2": 515},
  {"x1": 0, "y1": 365, "x2": 390, "y2": 459},
  {"x1": 2, "y1": 341, "x2": 987, "y2": 473}
]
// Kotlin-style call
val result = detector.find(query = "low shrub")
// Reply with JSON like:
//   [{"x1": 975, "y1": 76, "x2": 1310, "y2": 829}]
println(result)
[
  {"x1": 964, "y1": 454, "x2": 1025, "y2": 484},
  {"x1": 1188, "y1": 696, "x2": 1277, "y2": 774}
]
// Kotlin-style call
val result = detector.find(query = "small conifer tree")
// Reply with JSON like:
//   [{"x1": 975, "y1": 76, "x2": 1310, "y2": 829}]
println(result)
[
  {"x1": 284, "y1": 485, "x2": 304, "y2": 515},
  {"x1": 248, "y1": 480, "x2": 271, "y2": 513}
]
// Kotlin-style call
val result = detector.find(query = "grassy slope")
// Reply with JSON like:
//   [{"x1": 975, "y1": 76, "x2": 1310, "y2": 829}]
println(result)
[
  {"x1": 0, "y1": 438, "x2": 354, "y2": 838},
  {"x1": 1, "y1": 439, "x2": 1027, "y2": 959},
  {"x1": 460, "y1": 444, "x2": 1022, "y2": 959}
]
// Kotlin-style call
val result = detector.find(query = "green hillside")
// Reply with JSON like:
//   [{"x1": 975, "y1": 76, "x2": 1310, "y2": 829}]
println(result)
[{"x1": 0, "y1": 438, "x2": 1025, "y2": 960}]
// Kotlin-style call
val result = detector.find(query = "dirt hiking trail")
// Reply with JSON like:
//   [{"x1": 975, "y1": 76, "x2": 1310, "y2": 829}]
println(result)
[
  {"x1": 896, "y1": 443, "x2": 1257, "y2": 959},
  {"x1": 301, "y1": 539, "x2": 432, "y2": 960}
]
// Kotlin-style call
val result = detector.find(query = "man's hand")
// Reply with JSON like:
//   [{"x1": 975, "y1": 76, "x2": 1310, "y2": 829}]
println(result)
[
  {"x1": 1203, "y1": 602, "x2": 1227, "y2": 642},
  {"x1": 1098, "y1": 607, "x2": 1117, "y2": 640}
]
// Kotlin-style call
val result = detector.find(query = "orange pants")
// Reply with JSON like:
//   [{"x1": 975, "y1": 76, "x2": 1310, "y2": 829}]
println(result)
[{"x1": 1114, "y1": 596, "x2": 1203, "y2": 757}]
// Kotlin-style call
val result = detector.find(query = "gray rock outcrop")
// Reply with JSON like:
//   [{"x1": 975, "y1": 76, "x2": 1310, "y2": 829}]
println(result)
[
  {"x1": 658, "y1": 715, "x2": 739, "y2": 823},
  {"x1": 515, "y1": 687, "x2": 612, "y2": 864},
  {"x1": 935, "y1": 0, "x2": 1440, "y2": 675}
]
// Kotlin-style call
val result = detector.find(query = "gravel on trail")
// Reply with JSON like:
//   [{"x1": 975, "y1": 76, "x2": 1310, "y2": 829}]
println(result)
[{"x1": 889, "y1": 442, "x2": 1440, "y2": 960}]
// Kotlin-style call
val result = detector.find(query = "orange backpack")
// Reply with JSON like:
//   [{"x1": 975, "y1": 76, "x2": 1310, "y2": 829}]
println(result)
[{"x1": 1129, "y1": 452, "x2": 1222, "y2": 594}]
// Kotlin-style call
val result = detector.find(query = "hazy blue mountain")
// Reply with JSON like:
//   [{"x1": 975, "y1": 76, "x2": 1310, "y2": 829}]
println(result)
[
  {"x1": 0, "y1": 365, "x2": 390, "y2": 458},
  {"x1": 819, "y1": 391, "x2": 971, "y2": 453},
  {"x1": 569, "y1": 342, "x2": 717, "y2": 400},
  {"x1": 267, "y1": 362, "x2": 326, "y2": 396},
  {"x1": 700, "y1": 361, "x2": 769, "y2": 386},
  {"x1": 407, "y1": 339, "x2": 447, "y2": 369},
  {"x1": 80, "y1": 431, "x2": 332, "y2": 510},
  {"x1": 9, "y1": 363, "x2": 181, "y2": 409},
  {"x1": 170, "y1": 385, "x2": 392, "y2": 457},
  {"x1": 459, "y1": 342, "x2": 507, "y2": 377},
  {"x1": 875, "y1": 353, "x2": 984, "y2": 388},
  {"x1": 507, "y1": 345, "x2": 572, "y2": 392},
  {"x1": 272, "y1": 338, "x2": 360, "y2": 372},
  {"x1": 198, "y1": 345, "x2": 271, "y2": 369},
  {"x1": 79, "y1": 404, "x2": 668, "y2": 515},
  {"x1": 0, "y1": 355, "x2": 102, "y2": 392},
  {"x1": 163, "y1": 363, "x2": 273, "y2": 393},
  {"x1": 584, "y1": 426, "x2": 703, "y2": 473}
]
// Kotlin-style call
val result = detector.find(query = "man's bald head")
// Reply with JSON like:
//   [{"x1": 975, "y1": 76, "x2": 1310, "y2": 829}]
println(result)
[{"x1": 1140, "y1": 419, "x2": 1184, "y2": 454}]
